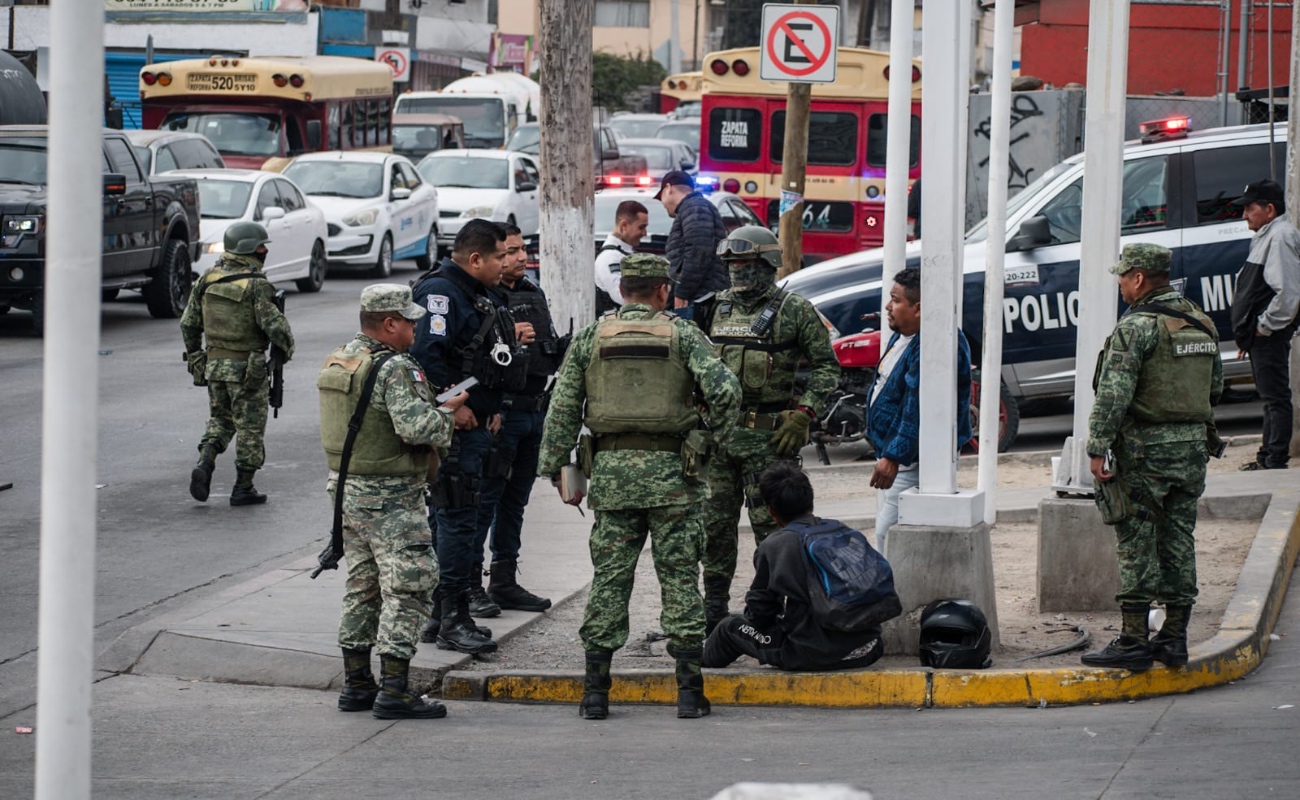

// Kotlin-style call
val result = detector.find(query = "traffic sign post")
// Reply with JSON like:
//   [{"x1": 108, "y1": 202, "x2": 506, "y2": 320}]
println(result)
[{"x1": 376, "y1": 48, "x2": 410, "y2": 83}]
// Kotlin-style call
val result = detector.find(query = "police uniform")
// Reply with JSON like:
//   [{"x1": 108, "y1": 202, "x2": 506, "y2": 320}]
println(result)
[
  {"x1": 319, "y1": 284, "x2": 454, "y2": 719},
  {"x1": 410, "y1": 256, "x2": 526, "y2": 653},
  {"x1": 181, "y1": 244, "x2": 294, "y2": 506},
  {"x1": 537, "y1": 253, "x2": 741, "y2": 719},
  {"x1": 702, "y1": 227, "x2": 840, "y2": 631},
  {"x1": 1083, "y1": 243, "x2": 1224, "y2": 671}
]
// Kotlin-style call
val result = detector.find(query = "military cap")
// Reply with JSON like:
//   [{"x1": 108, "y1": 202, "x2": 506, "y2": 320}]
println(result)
[
  {"x1": 620, "y1": 253, "x2": 670, "y2": 279},
  {"x1": 360, "y1": 283, "x2": 426, "y2": 320},
  {"x1": 1110, "y1": 243, "x2": 1171, "y2": 275}
]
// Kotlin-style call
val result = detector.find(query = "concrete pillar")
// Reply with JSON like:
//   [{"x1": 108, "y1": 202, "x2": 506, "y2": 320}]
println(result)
[{"x1": 1037, "y1": 498, "x2": 1120, "y2": 612}]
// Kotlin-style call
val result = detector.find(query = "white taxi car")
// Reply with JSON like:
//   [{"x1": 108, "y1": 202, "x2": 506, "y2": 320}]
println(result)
[
  {"x1": 417, "y1": 149, "x2": 540, "y2": 248},
  {"x1": 175, "y1": 168, "x2": 329, "y2": 293},
  {"x1": 282, "y1": 151, "x2": 439, "y2": 277}
]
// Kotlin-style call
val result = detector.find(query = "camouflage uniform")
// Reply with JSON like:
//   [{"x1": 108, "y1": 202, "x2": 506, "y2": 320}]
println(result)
[
  {"x1": 180, "y1": 252, "x2": 294, "y2": 471},
  {"x1": 319, "y1": 287, "x2": 456, "y2": 661},
  {"x1": 538, "y1": 259, "x2": 741, "y2": 655}
]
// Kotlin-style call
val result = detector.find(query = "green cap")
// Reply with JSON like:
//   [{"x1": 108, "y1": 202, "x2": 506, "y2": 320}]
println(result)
[
  {"x1": 1110, "y1": 243, "x2": 1172, "y2": 275},
  {"x1": 360, "y1": 283, "x2": 425, "y2": 320},
  {"x1": 620, "y1": 253, "x2": 670, "y2": 279}
]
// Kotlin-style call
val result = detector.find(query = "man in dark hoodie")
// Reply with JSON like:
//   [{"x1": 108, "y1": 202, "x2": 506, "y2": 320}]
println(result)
[{"x1": 657, "y1": 170, "x2": 728, "y2": 320}]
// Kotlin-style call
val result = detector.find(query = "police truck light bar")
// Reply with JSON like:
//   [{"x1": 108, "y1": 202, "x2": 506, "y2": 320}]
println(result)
[{"x1": 1139, "y1": 116, "x2": 1191, "y2": 143}]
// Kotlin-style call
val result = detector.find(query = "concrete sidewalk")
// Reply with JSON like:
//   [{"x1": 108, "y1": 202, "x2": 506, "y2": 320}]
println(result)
[{"x1": 101, "y1": 456, "x2": 1300, "y2": 709}]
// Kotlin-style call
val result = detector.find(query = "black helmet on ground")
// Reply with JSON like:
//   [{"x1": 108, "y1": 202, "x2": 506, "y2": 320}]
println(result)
[{"x1": 918, "y1": 598, "x2": 993, "y2": 669}]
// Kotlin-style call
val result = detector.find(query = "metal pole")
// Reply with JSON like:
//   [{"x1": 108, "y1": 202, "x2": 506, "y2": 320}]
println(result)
[
  {"x1": 978, "y1": 0, "x2": 1014, "y2": 524},
  {"x1": 954, "y1": 0, "x2": 973, "y2": 322},
  {"x1": 1238, "y1": 0, "x2": 1251, "y2": 123},
  {"x1": 879, "y1": 0, "x2": 914, "y2": 316},
  {"x1": 1219, "y1": 0, "x2": 1231, "y2": 126},
  {"x1": 1287, "y1": 0, "x2": 1300, "y2": 458},
  {"x1": 1057, "y1": 0, "x2": 1130, "y2": 493},
  {"x1": 1267, "y1": 0, "x2": 1276, "y2": 179},
  {"x1": 36, "y1": 0, "x2": 104, "y2": 798}
]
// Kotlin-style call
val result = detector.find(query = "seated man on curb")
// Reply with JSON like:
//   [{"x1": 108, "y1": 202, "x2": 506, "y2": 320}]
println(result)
[{"x1": 702, "y1": 462, "x2": 887, "y2": 673}]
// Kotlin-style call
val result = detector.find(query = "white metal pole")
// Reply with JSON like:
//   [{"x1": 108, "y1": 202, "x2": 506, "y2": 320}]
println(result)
[
  {"x1": 1061, "y1": 0, "x2": 1129, "y2": 492},
  {"x1": 880, "y1": 0, "x2": 915, "y2": 319},
  {"x1": 917, "y1": 2, "x2": 961, "y2": 495},
  {"x1": 978, "y1": 0, "x2": 1014, "y2": 524},
  {"x1": 36, "y1": 1, "x2": 104, "y2": 798},
  {"x1": 954, "y1": 0, "x2": 973, "y2": 325}
]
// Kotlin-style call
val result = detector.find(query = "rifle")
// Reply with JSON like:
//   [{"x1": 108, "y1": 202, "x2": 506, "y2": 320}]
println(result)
[{"x1": 269, "y1": 289, "x2": 287, "y2": 418}]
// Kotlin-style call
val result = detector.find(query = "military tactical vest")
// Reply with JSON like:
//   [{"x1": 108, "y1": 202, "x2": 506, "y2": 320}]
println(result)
[
  {"x1": 707, "y1": 290, "x2": 799, "y2": 410},
  {"x1": 584, "y1": 312, "x2": 698, "y2": 435},
  {"x1": 1103, "y1": 303, "x2": 1218, "y2": 425},
  {"x1": 504, "y1": 280, "x2": 561, "y2": 380},
  {"x1": 318, "y1": 345, "x2": 429, "y2": 477},
  {"x1": 200, "y1": 270, "x2": 271, "y2": 353}
]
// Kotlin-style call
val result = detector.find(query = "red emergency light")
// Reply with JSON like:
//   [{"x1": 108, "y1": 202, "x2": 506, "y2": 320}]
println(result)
[{"x1": 1139, "y1": 116, "x2": 1191, "y2": 143}]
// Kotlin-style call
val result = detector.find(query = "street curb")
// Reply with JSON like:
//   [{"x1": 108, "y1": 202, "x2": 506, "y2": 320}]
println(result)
[{"x1": 443, "y1": 489, "x2": 1300, "y2": 709}]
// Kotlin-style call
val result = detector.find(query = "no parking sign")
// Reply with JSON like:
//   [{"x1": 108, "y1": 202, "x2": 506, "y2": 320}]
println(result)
[{"x1": 759, "y1": 3, "x2": 839, "y2": 84}]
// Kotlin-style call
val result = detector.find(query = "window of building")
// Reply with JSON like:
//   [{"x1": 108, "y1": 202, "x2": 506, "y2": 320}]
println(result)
[{"x1": 595, "y1": 0, "x2": 650, "y2": 28}]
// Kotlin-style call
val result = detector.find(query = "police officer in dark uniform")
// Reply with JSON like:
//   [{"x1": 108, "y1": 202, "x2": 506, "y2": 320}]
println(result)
[
  {"x1": 410, "y1": 219, "x2": 527, "y2": 655},
  {"x1": 470, "y1": 223, "x2": 565, "y2": 612}
]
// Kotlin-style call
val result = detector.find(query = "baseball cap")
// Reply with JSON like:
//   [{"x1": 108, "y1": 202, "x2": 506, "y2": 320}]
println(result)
[
  {"x1": 654, "y1": 170, "x2": 695, "y2": 200},
  {"x1": 360, "y1": 283, "x2": 426, "y2": 320},
  {"x1": 1231, "y1": 179, "x2": 1285, "y2": 209},
  {"x1": 619, "y1": 253, "x2": 670, "y2": 279},
  {"x1": 1109, "y1": 243, "x2": 1172, "y2": 275}
]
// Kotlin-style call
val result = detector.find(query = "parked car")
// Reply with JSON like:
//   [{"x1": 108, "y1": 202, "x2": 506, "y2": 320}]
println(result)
[
  {"x1": 174, "y1": 169, "x2": 328, "y2": 293},
  {"x1": 615, "y1": 137, "x2": 697, "y2": 180},
  {"x1": 391, "y1": 113, "x2": 465, "y2": 163},
  {"x1": 505, "y1": 122, "x2": 649, "y2": 179},
  {"x1": 608, "y1": 113, "x2": 670, "y2": 141},
  {"x1": 0, "y1": 126, "x2": 200, "y2": 333},
  {"x1": 124, "y1": 130, "x2": 225, "y2": 175},
  {"x1": 655, "y1": 120, "x2": 701, "y2": 155},
  {"x1": 417, "y1": 149, "x2": 540, "y2": 247},
  {"x1": 592, "y1": 185, "x2": 762, "y2": 252},
  {"x1": 282, "y1": 151, "x2": 439, "y2": 277}
]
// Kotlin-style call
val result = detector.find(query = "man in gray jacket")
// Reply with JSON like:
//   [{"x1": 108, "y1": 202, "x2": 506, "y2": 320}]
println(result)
[
  {"x1": 656, "y1": 170, "x2": 728, "y2": 320},
  {"x1": 1231, "y1": 179, "x2": 1300, "y2": 470}
]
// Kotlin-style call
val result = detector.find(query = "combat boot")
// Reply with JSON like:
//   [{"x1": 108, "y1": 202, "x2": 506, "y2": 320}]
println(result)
[
  {"x1": 230, "y1": 469, "x2": 267, "y2": 506},
  {"x1": 1081, "y1": 606, "x2": 1154, "y2": 671},
  {"x1": 338, "y1": 648, "x2": 379, "y2": 712},
  {"x1": 189, "y1": 444, "x2": 218, "y2": 502},
  {"x1": 467, "y1": 572, "x2": 502, "y2": 618},
  {"x1": 436, "y1": 591, "x2": 499, "y2": 655},
  {"x1": 371, "y1": 654, "x2": 447, "y2": 720},
  {"x1": 670, "y1": 645, "x2": 711, "y2": 719},
  {"x1": 488, "y1": 558, "x2": 552, "y2": 612},
  {"x1": 1150, "y1": 605, "x2": 1191, "y2": 667},
  {"x1": 703, "y1": 576, "x2": 732, "y2": 635},
  {"x1": 579, "y1": 649, "x2": 612, "y2": 720}
]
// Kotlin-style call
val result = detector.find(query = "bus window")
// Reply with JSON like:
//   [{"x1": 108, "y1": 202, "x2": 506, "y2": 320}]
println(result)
[
  {"x1": 162, "y1": 111, "x2": 283, "y2": 158},
  {"x1": 770, "y1": 110, "x2": 857, "y2": 166},
  {"x1": 865, "y1": 114, "x2": 921, "y2": 168},
  {"x1": 707, "y1": 107, "x2": 761, "y2": 162},
  {"x1": 378, "y1": 98, "x2": 392, "y2": 146},
  {"x1": 353, "y1": 103, "x2": 367, "y2": 147},
  {"x1": 328, "y1": 103, "x2": 340, "y2": 150},
  {"x1": 368, "y1": 99, "x2": 382, "y2": 144}
]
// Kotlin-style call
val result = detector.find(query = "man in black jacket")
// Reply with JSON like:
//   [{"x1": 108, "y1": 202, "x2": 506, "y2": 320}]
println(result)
[
  {"x1": 702, "y1": 462, "x2": 885, "y2": 672},
  {"x1": 656, "y1": 170, "x2": 728, "y2": 320}
]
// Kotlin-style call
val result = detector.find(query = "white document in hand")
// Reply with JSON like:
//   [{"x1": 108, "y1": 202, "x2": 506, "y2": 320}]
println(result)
[{"x1": 559, "y1": 464, "x2": 587, "y2": 504}]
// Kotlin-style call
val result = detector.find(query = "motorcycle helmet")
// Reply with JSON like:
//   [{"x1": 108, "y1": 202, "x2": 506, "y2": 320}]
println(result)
[{"x1": 918, "y1": 598, "x2": 992, "y2": 669}]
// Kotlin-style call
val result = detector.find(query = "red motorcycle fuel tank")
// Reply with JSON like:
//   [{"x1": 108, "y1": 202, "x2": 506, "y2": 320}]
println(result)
[{"x1": 832, "y1": 330, "x2": 881, "y2": 369}]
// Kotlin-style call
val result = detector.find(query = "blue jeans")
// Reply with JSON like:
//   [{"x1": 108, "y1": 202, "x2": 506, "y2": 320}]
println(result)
[
  {"x1": 473, "y1": 408, "x2": 545, "y2": 569},
  {"x1": 430, "y1": 426, "x2": 492, "y2": 595},
  {"x1": 874, "y1": 468, "x2": 919, "y2": 557}
]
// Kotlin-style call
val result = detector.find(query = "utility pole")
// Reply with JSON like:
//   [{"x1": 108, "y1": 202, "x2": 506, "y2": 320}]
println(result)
[
  {"x1": 1287, "y1": 0, "x2": 1299, "y2": 457},
  {"x1": 775, "y1": 0, "x2": 817, "y2": 279},
  {"x1": 537, "y1": 0, "x2": 594, "y2": 333}
]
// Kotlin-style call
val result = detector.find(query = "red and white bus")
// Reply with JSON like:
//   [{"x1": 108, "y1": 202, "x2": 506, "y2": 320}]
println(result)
[{"x1": 698, "y1": 46, "x2": 921, "y2": 262}]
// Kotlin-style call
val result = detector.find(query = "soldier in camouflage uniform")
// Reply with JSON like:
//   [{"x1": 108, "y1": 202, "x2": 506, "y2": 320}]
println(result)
[
  {"x1": 701, "y1": 225, "x2": 840, "y2": 632},
  {"x1": 181, "y1": 222, "x2": 294, "y2": 506},
  {"x1": 1083, "y1": 244, "x2": 1224, "y2": 672},
  {"x1": 319, "y1": 284, "x2": 467, "y2": 720},
  {"x1": 538, "y1": 254, "x2": 741, "y2": 721}
]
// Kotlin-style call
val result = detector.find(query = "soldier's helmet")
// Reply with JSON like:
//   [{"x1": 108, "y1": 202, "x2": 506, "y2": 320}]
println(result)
[
  {"x1": 717, "y1": 225, "x2": 783, "y2": 270},
  {"x1": 224, "y1": 221, "x2": 271, "y2": 255}
]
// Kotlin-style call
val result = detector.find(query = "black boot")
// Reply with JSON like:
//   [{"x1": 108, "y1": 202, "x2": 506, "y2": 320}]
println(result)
[
  {"x1": 436, "y1": 591, "x2": 499, "y2": 655},
  {"x1": 421, "y1": 588, "x2": 492, "y2": 643},
  {"x1": 703, "y1": 576, "x2": 731, "y2": 635},
  {"x1": 189, "y1": 444, "x2": 218, "y2": 502},
  {"x1": 1081, "y1": 606, "x2": 1154, "y2": 671},
  {"x1": 579, "y1": 650, "x2": 612, "y2": 720},
  {"x1": 338, "y1": 648, "x2": 379, "y2": 712},
  {"x1": 467, "y1": 572, "x2": 502, "y2": 618},
  {"x1": 1151, "y1": 605, "x2": 1191, "y2": 667},
  {"x1": 488, "y1": 558, "x2": 552, "y2": 611},
  {"x1": 230, "y1": 468, "x2": 267, "y2": 506},
  {"x1": 371, "y1": 655, "x2": 447, "y2": 720},
  {"x1": 671, "y1": 646, "x2": 711, "y2": 719}
]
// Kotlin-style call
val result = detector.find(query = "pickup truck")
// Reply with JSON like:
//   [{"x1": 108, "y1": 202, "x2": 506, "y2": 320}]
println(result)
[
  {"x1": 504, "y1": 123, "x2": 649, "y2": 180},
  {"x1": 0, "y1": 126, "x2": 201, "y2": 333}
]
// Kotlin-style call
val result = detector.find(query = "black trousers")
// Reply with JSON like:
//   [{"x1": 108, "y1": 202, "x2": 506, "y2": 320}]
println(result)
[
  {"x1": 702, "y1": 614, "x2": 884, "y2": 672},
  {"x1": 1250, "y1": 331, "x2": 1294, "y2": 468}
]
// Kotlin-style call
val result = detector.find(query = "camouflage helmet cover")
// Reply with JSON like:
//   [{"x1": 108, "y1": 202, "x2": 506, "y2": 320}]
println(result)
[
  {"x1": 718, "y1": 224, "x2": 782, "y2": 270},
  {"x1": 224, "y1": 221, "x2": 271, "y2": 255}
]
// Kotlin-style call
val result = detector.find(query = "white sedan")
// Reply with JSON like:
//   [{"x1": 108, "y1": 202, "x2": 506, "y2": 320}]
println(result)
[
  {"x1": 174, "y1": 169, "x2": 329, "y2": 293},
  {"x1": 282, "y1": 151, "x2": 439, "y2": 278},
  {"x1": 417, "y1": 149, "x2": 540, "y2": 248}
]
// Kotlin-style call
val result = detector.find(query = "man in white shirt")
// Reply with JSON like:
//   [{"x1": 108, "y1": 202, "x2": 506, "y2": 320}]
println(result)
[{"x1": 594, "y1": 200, "x2": 649, "y2": 315}]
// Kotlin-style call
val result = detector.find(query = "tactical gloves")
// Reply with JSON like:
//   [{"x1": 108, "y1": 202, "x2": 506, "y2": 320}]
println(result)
[
  {"x1": 769, "y1": 408, "x2": 813, "y2": 456},
  {"x1": 186, "y1": 351, "x2": 207, "y2": 386}
]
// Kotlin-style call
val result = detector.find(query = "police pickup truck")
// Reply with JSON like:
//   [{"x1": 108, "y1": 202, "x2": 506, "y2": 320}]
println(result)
[
  {"x1": 784, "y1": 119, "x2": 1280, "y2": 427},
  {"x1": 0, "y1": 126, "x2": 201, "y2": 334}
]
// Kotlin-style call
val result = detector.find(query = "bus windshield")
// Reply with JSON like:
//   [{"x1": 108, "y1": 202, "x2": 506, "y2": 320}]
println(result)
[
  {"x1": 283, "y1": 161, "x2": 384, "y2": 199},
  {"x1": 196, "y1": 180, "x2": 253, "y2": 220},
  {"x1": 161, "y1": 112, "x2": 282, "y2": 157},
  {"x1": 398, "y1": 97, "x2": 505, "y2": 147},
  {"x1": 419, "y1": 157, "x2": 509, "y2": 190}
]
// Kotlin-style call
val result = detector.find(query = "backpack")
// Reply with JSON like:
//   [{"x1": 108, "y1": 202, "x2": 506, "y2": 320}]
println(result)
[{"x1": 790, "y1": 517, "x2": 902, "y2": 633}]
